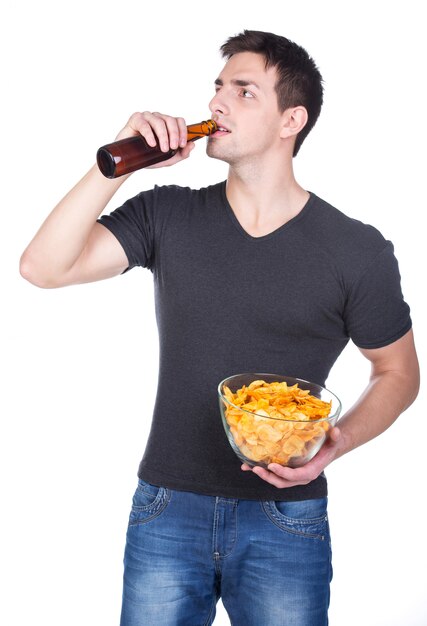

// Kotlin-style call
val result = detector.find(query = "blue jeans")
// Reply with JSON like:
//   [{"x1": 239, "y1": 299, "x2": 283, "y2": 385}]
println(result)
[{"x1": 120, "y1": 479, "x2": 332, "y2": 626}]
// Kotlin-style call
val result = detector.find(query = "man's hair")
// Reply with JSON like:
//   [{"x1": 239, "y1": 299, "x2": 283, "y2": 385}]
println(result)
[{"x1": 220, "y1": 30, "x2": 324, "y2": 156}]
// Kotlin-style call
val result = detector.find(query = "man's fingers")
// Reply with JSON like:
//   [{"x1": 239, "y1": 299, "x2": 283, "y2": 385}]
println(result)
[
  {"x1": 126, "y1": 112, "x2": 158, "y2": 147},
  {"x1": 152, "y1": 112, "x2": 183, "y2": 151},
  {"x1": 179, "y1": 141, "x2": 195, "y2": 158},
  {"x1": 148, "y1": 112, "x2": 173, "y2": 152},
  {"x1": 251, "y1": 465, "x2": 301, "y2": 488},
  {"x1": 176, "y1": 116, "x2": 188, "y2": 148},
  {"x1": 121, "y1": 112, "x2": 186, "y2": 154},
  {"x1": 240, "y1": 425, "x2": 343, "y2": 489},
  {"x1": 267, "y1": 463, "x2": 317, "y2": 484},
  {"x1": 329, "y1": 426, "x2": 341, "y2": 442}
]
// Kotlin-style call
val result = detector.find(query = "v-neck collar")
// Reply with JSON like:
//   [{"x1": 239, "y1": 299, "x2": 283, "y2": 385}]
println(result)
[{"x1": 219, "y1": 180, "x2": 315, "y2": 242}]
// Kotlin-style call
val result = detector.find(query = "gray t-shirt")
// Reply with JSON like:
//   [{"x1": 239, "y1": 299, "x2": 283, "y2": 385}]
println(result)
[{"x1": 98, "y1": 181, "x2": 411, "y2": 501}]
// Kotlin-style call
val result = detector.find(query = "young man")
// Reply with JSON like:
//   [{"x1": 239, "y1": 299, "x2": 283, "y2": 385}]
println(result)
[{"x1": 20, "y1": 30, "x2": 419, "y2": 626}]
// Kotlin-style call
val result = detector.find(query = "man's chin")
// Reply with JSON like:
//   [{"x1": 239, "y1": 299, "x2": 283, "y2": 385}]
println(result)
[{"x1": 206, "y1": 145, "x2": 231, "y2": 164}]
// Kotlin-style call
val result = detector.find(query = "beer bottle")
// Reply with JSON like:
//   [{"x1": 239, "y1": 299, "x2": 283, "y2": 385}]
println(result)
[{"x1": 97, "y1": 119, "x2": 218, "y2": 178}]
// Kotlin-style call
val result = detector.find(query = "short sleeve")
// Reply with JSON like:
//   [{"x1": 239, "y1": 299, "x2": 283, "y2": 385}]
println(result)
[
  {"x1": 97, "y1": 189, "x2": 156, "y2": 271},
  {"x1": 344, "y1": 242, "x2": 412, "y2": 349}
]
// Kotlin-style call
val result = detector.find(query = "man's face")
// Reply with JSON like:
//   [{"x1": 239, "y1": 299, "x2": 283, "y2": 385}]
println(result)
[{"x1": 206, "y1": 52, "x2": 284, "y2": 165}]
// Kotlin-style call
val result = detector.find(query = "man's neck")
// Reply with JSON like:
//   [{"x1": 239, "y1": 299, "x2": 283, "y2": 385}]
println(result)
[{"x1": 225, "y1": 160, "x2": 310, "y2": 238}]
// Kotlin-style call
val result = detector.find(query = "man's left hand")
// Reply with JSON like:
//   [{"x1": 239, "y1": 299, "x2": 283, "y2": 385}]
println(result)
[{"x1": 241, "y1": 426, "x2": 342, "y2": 488}]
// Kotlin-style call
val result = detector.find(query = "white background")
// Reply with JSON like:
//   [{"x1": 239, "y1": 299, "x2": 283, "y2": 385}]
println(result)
[{"x1": 1, "y1": 1, "x2": 426, "y2": 624}]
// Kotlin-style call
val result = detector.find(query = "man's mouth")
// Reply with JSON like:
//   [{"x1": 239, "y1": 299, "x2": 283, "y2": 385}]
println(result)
[{"x1": 212, "y1": 123, "x2": 231, "y2": 137}]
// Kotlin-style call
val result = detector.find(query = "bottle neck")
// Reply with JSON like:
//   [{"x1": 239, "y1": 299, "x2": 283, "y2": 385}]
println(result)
[{"x1": 186, "y1": 119, "x2": 217, "y2": 141}]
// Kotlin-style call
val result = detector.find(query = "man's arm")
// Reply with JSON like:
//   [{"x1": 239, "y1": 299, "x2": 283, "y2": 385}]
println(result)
[
  {"x1": 19, "y1": 112, "x2": 193, "y2": 289},
  {"x1": 242, "y1": 329, "x2": 420, "y2": 488}
]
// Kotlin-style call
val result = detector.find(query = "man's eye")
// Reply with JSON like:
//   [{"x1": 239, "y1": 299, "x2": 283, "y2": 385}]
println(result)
[{"x1": 241, "y1": 89, "x2": 254, "y2": 98}]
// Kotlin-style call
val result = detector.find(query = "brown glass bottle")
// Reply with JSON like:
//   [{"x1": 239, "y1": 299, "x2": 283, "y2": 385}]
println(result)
[{"x1": 96, "y1": 119, "x2": 218, "y2": 178}]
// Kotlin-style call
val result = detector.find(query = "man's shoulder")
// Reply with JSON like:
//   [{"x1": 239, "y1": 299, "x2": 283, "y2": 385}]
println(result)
[
  {"x1": 296, "y1": 193, "x2": 395, "y2": 284},
  {"x1": 308, "y1": 193, "x2": 386, "y2": 242},
  {"x1": 304, "y1": 193, "x2": 389, "y2": 256}
]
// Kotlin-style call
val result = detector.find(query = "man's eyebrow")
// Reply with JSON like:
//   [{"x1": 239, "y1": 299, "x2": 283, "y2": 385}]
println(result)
[{"x1": 214, "y1": 78, "x2": 261, "y2": 90}]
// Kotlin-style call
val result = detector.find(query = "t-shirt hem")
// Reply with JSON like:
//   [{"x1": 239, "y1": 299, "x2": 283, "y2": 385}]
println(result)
[
  {"x1": 137, "y1": 463, "x2": 328, "y2": 502},
  {"x1": 353, "y1": 319, "x2": 412, "y2": 350},
  {"x1": 96, "y1": 218, "x2": 134, "y2": 272}
]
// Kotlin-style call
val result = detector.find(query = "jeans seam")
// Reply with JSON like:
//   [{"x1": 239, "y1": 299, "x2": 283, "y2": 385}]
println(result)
[
  {"x1": 261, "y1": 501, "x2": 327, "y2": 540},
  {"x1": 202, "y1": 590, "x2": 218, "y2": 626},
  {"x1": 222, "y1": 500, "x2": 238, "y2": 559},
  {"x1": 128, "y1": 488, "x2": 172, "y2": 526},
  {"x1": 132, "y1": 492, "x2": 165, "y2": 511},
  {"x1": 212, "y1": 499, "x2": 219, "y2": 554},
  {"x1": 212, "y1": 499, "x2": 239, "y2": 563}
]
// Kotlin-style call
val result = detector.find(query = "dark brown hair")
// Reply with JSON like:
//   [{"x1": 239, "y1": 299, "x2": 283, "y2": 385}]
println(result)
[{"x1": 220, "y1": 30, "x2": 324, "y2": 156}]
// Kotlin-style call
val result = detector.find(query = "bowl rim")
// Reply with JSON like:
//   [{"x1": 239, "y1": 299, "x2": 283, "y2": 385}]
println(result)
[{"x1": 218, "y1": 372, "x2": 342, "y2": 424}]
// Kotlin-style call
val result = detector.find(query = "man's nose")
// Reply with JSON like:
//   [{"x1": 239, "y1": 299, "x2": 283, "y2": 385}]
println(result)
[{"x1": 208, "y1": 91, "x2": 229, "y2": 116}]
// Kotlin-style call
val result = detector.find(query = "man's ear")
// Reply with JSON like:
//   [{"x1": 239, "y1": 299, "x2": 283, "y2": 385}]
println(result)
[{"x1": 279, "y1": 106, "x2": 308, "y2": 139}]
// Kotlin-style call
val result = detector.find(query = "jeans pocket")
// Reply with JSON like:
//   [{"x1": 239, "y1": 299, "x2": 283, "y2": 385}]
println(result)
[
  {"x1": 262, "y1": 497, "x2": 329, "y2": 540},
  {"x1": 128, "y1": 479, "x2": 171, "y2": 526}
]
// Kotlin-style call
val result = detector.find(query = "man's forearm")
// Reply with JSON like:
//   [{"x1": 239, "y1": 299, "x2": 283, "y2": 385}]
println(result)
[
  {"x1": 335, "y1": 366, "x2": 419, "y2": 460},
  {"x1": 246, "y1": 369, "x2": 419, "y2": 489},
  {"x1": 19, "y1": 165, "x2": 128, "y2": 286},
  {"x1": 246, "y1": 330, "x2": 420, "y2": 489}
]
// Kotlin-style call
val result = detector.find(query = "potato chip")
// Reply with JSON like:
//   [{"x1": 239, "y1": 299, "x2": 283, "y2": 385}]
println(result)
[{"x1": 223, "y1": 379, "x2": 333, "y2": 467}]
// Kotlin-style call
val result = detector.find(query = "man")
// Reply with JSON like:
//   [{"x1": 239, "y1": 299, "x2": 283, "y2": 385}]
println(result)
[{"x1": 20, "y1": 30, "x2": 419, "y2": 626}]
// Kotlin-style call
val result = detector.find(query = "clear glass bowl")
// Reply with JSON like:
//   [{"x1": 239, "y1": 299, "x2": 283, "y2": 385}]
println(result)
[{"x1": 218, "y1": 373, "x2": 342, "y2": 469}]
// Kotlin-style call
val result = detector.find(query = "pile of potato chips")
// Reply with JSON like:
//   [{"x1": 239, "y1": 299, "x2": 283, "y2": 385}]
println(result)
[{"x1": 223, "y1": 379, "x2": 333, "y2": 466}]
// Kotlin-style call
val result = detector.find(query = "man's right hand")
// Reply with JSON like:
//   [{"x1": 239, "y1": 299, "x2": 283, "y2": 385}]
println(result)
[{"x1": 114, "y1": 111, "x2": 196, "y2": 168}]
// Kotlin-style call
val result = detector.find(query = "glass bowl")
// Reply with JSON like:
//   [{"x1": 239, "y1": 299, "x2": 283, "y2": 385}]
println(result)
[{"x1": 218, "y1": 373, "x2": 342, "y2": 469}]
